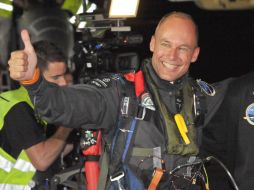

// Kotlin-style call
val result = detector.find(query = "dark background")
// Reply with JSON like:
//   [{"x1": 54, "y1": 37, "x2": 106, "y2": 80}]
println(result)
[
  {"x1": 124, "y1": 0, "x2": 254, "y2": 83},
  {"x1": 7, "y1": 0, "x2": 254, "y2": 83}
]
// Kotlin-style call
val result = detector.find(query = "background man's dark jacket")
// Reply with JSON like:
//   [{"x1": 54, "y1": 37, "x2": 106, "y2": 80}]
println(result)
[{"x1": 201, "y1": 71, "x2": 254, "y2": 190}]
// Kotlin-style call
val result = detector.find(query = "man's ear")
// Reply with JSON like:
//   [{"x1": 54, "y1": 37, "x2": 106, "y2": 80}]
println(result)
[
  {"x1": 150, "y1": 35, "x2": 155, "y2": 52},
  {"x1": 191, "y1": 47, "x2": 200, "y2": 63}
]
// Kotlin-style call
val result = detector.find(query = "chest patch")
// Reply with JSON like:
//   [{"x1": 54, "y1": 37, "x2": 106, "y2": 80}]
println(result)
[{"x1": 141, "y1": 92, "x2": 155, "y2": 111}]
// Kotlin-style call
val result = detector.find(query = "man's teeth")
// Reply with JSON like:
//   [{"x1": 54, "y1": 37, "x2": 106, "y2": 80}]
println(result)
[{"x1": 162, "y1": 62, "x2": 179, "y2": 69}]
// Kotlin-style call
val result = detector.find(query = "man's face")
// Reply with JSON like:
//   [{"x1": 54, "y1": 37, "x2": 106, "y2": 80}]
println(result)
[
  {"x1": 150, "y1": 16, "x2": 200, "y2": 81},
  {"x1": 43, "y1": 61, "x2": 67, "y2": 86}
]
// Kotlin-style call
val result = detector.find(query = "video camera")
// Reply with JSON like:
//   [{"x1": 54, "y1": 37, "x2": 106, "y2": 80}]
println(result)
[{"x1": 71, "y1": 13, "x2": 143, "y2": 84}]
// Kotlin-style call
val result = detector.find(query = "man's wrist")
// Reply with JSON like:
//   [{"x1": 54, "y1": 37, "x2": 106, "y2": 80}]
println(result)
[
  {"x1": 54, "y1": 127, "x2": 72, "y2": 140},
  {"x1": 20, "y1": 68, "x2": 40, "y2": 85}
]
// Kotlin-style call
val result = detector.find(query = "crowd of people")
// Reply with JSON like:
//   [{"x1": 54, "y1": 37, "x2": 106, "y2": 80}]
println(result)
[{"x1": 0, "y1": 10, "x2": 253, "y2": 190}]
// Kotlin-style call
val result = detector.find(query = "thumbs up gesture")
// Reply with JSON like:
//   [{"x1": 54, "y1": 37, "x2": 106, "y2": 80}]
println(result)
[{"x1": 8, "y1": 29, "x2": 38, "y2": 82}]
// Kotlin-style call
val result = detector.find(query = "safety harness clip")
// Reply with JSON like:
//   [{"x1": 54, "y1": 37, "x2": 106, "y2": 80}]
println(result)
[{"x1": 110, "y1": 171, "x2": 125, "y2": 190}]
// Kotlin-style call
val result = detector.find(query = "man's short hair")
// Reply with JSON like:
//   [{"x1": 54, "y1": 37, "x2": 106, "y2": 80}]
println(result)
[
  {"x1": 156, "y1": 11, "x2": 199, "y2": 45},
  {"x1": 33, "y1": 40, "x2": 67, "y2": 71}
]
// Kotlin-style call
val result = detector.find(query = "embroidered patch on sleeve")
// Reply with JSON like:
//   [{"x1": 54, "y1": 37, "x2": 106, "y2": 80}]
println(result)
[
  {"x1": 244, "y1": 103, "x2": 254, "y2": 126},
  {"x1": 88, "y1": 77, "x2": 112, "y2": 88}
]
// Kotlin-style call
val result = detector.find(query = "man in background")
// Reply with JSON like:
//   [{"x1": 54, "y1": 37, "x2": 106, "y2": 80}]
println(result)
[
  {"x1": 201, "y1": 71, "x2": 254, "y2": 190},
  {"x1": 0, "y1": 66, "x2": 2, "y2": 90},
  {"x1": 0, "y1": 40, "x2": 72, "y2": 189}
]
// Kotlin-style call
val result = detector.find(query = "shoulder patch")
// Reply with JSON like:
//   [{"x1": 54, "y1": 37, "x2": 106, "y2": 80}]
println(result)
[
  {"x1": 244, "y1": 103, "x2": 254, "y2": 126},
  {"x1": 87, "y1": 73, "x2": 123, "y2": 88},
  {"x1": 88, "y1": 77, "x2": 112, "y2": 88},
  {"x1": 196, "y1": 79, "x2": 216, "y2": 96}
]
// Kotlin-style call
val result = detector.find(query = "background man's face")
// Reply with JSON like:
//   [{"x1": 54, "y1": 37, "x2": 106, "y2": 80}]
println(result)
[{"x1": 43, "y1": 62, "x2": 67, "y2": 86}]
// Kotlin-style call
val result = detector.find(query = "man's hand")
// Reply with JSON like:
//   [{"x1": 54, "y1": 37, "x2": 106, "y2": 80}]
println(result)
[{"x1": 8, "y1": 29, "x2": 37, "y2": 81}]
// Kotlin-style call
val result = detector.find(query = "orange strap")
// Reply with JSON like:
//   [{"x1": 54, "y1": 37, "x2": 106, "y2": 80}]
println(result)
[
  {"x1": 20, "y1": 68, "x2": 40, "y2": 85},
  {"x1": 148, "y1": 168, "x2": 164, "y2": 190}
]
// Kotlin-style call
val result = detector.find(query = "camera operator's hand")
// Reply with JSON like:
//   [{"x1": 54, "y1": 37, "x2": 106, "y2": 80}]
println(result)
[{"x1": 8, "y1": 29, "x2": 38, "y2": 82}]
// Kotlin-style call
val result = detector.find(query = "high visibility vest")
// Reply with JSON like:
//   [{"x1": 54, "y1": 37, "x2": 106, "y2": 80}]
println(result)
[
  {"x1": 0, "y1": 86, "x2": 36, "y2": 190},
  {"x1": 0, "y1": 0, "x2": 13, "y2": 18}
]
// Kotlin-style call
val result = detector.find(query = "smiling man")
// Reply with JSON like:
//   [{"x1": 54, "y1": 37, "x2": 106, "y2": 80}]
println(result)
[{"x1": 8, "y1": 11, "x2": 230, "y2": 190}]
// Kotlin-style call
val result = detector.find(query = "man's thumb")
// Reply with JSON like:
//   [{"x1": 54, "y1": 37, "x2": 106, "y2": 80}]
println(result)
[{"x1": 21, "y1": 29, "x2": 34, "y2": 52}]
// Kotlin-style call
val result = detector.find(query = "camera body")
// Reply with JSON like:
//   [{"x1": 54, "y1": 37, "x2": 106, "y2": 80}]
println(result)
[{"x1": 72, "y1": 28, "x2": 142, "y2": 83}]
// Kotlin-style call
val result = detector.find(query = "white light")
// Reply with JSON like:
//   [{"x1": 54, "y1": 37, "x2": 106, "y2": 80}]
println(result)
[
  {"x1": 86, "y1": 62, "x2": 92, "y2": 68},
  {"x1": 78, "y1": 21, "x2": 87, "y2": 29},
  {"x1": 0, "y1": 2, "x2": 13, "y2": 11},
  {"x1": 77, "y1": 4, "x2": 84, "y2": 14},
  {"x1": 87, "y1": 3, "x2": 97, "y2": 13},
  {"x1": 76, "y1": 1, "x2": 97, "y2": 14},
  {"x1": 69, "y1": 16, "x2": 76, "y2": 24},
  {"x1": 109, "y1": 0, "x2": 139, "y2": 18}
]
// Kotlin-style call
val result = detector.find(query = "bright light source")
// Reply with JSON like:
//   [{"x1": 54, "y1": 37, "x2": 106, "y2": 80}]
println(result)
[
  {"x1": 87, "y1": 3, "x2": 97, "y2": 13},
  {"x1": 69, "y1": 16, "x2": 76, "y2": 24},
  {"x1": 78, "y1": 21, "x2": 87, "y2": 29},
  {"x1": 0, "y1": 2, "x2": 13, "y2": 11},
  {"x1": 109, "y1": 0, "x2": 139, "y2": 18},
  {"x1": 77, "y1": 3, "x2": 83, "y2": 14},
  {"x1": 71, "y1": 1, "x2": 97, "y2": 26},
  {"x1": 76, "y1": 0, "x2": 97, "y2": 14}
]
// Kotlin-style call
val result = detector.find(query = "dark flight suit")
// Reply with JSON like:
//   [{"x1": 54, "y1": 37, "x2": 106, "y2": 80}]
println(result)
[
  {"x1": 202, "y1": 71, "x2": 254, "y2": 190},
  {"x1": 24, "y1": 61, "x2": 231, "y2": 189}
]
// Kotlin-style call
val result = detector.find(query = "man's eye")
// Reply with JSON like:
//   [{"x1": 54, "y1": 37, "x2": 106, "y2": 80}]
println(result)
[
  {"x1": 178, "y1": 47, "x2": 189, "y2": 52},
  {"x1": 161, "y1": 43, "x2": 170, "y2": 47},
  {"x1": 52, "y1": 76, "x2": 59, "y2": 80}
]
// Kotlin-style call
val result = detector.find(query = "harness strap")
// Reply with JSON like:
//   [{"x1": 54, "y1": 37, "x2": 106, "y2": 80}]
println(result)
[
  {"x1": 148, "y1": 168, "x2": 164, "y2": 190},
  {"x1": 136, "y1": 106, "x2": 154, "y2": 121},
  {"x1": 98, "y1": 73, "x2": 148, "y2": 190},
  {"x1": 97, "y1": 149, "x2": 109, "y2": 190},
  {"x1": 121, "y1": 96, "x2": 155, "y2": 121},
  {"x1": 131, "y1": 147, "x2": 154, "y2": 157},
  {"x1": 124, "y1": 70, "x2": 145, "y2": 97},
  {"x1": 84, "y1": 155, "x2": 100, "y2": 161},
  {"x1": 122, "y1": 119, "x2": 137, "y2": 162}
]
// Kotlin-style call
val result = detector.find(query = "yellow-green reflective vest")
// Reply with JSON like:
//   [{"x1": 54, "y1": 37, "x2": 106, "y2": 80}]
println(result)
[
  {"x1": 0, "y1": 86, "x2": 36, "y2": 190},
  {"x1": 0, "y1": 0, "x2": 13, "y2": 18}
]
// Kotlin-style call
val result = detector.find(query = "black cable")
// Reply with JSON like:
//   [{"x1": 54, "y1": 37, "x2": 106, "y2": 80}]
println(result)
[
  {"x1": 167, "y1": 156, "x2": 239, "y2": 190},
  {"x1": 190, "y1": 159, "x2": 205, "y2": 184},
  {"x1": 205, "y1": 156, "x2": 239, "y2": 190},
  {"x1": 169, "y1": 160, "x2": 203, "y2": 175},
  {"x1": 162, "y1": 160, "x2": 205, "y2": 190}
]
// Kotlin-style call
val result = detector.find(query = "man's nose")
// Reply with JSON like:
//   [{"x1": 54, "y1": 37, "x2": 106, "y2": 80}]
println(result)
[
  {"x1": 168, "y1": 48, "x2": 178, "y2": 60},
  {"x1": 58, "y1": 77, "x2": 67, "y2": 86}
]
